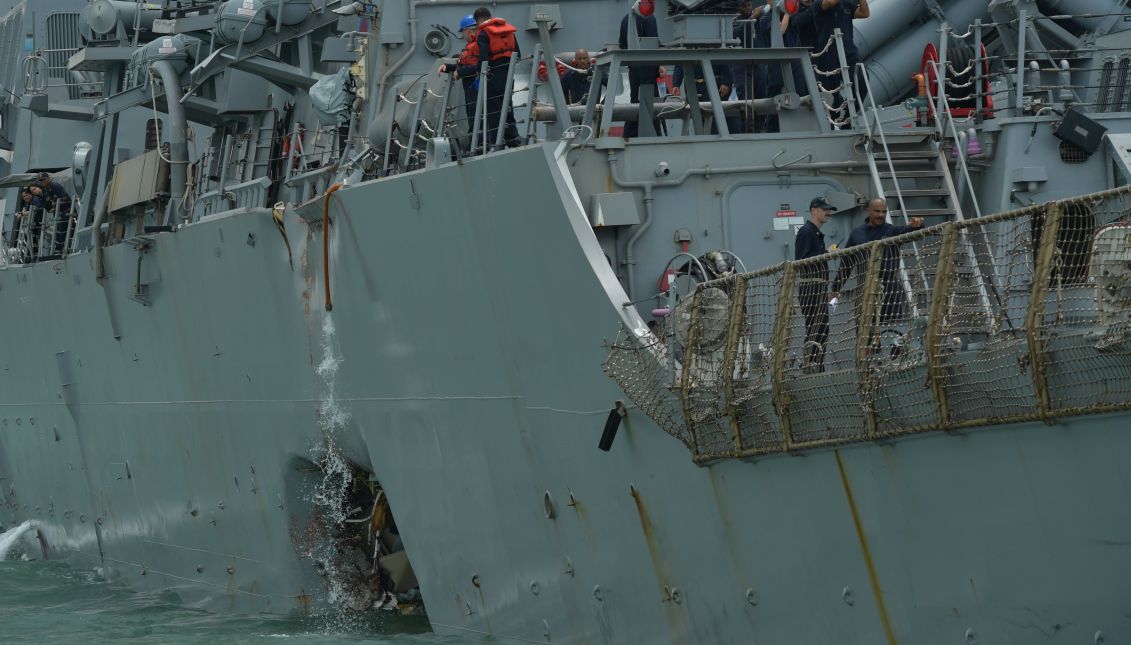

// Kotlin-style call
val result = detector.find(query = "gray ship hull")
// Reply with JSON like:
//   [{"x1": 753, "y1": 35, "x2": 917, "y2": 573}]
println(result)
[{"x1": 3, "y1": 144, "x2": 1130, "y2": 643}]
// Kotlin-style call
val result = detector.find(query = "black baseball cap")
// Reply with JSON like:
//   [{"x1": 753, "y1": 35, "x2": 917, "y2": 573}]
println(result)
[{"x1": 809, "y1": 197, "x2": 836, "y2": 211}]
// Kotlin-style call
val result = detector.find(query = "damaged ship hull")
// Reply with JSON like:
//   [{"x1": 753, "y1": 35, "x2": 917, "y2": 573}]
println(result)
[{"x1": 2, "y1": 144, "x2": 1130, "y2": 643}]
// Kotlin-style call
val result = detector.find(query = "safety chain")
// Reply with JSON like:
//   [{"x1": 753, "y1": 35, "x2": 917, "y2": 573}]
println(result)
[
  {"x1": 821, "y1": 99, "x2": 848, "y2": 115},
  {"x1": 817, "y1": 80, "x2": 845, "y2": 96},
  {"x1": 947, "y1": 61, "x2": 974, "y2": 76},
  {"x1": 810, "y1": 35, "x2": 835, "y2": 59},
  {"x1": 946, "y1": 77, "x2": 976, "y2": 89}
]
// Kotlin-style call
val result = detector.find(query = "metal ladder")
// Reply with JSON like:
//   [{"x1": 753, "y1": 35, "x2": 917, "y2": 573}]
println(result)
[
  {"x1": 855, "y1": 69, "x2": 964, "y2": 228},
  {"x1": 857, "y1": 62, "x2": 995, "y2": 324},
  {"x1": 872, "y1": 143, "x2": 962, "y2": 227},
  {"x1": 245, "y1": 109, "x2": 278, "y2": 182}
]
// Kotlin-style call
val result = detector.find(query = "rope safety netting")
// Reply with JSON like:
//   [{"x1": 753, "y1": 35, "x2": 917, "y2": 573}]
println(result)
[{"x1": 605, "y1": 187, "x2": 1131, "y2": 464}]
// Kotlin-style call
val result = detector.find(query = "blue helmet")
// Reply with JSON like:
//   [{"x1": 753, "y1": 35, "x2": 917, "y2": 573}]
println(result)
[{"x1": 458, "y1": 15, "x2": 476, "y2": 31}]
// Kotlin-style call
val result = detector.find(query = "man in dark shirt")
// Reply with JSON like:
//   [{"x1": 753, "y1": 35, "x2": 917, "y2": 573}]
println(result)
[
  {"x1": 671, "y1": 59, "x2": 734, "y2": 133},
  {"x1": 37, "y1": 172, "x2": 72, "y2": 257},
  {"x1": 795, "y1": 196, "x2": 836, "y2": 372},
  {"x1": 751, "y1": 5, "x2": 811, "y2": 133},
  {"x1": 561, "y1": 49, "x2": 596, "y2": 104},
  {"x1": 672, "y1": 62, "x2": 732, "y2": 102},
  {"x1": 830, "y1": 198, "x2": 922, "y2": 324},
  {"x1": 793, "y1": 0, "x2": 818, "y2": 50},
  {"x1": 810, "y1": 0, "x2": 869, "y2": 116},
  {"x1": 619, "y1": 3, "x2": 659, "y2": 137}
]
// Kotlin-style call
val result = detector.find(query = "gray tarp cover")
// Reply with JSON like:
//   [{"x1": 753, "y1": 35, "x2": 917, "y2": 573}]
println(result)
[{"x1": 311, "y1": 68, "x2": 352, "y2": 126}]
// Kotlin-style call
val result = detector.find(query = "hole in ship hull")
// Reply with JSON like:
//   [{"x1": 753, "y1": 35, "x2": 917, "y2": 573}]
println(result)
[{"x1": 287, "y1": 455, "x2": 427, "y2": 619}]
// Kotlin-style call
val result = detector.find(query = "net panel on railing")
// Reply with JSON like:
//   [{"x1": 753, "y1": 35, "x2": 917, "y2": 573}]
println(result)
[
  {"x1": 606, "y1": 186, "x2": 1131, "y2": 464},
  {"x1": 731, "y1": 269, "x2": 786, "y2": 455},
  {"x1": 604, "y1": 324, "x2": 691, "y2": 450},
  {"x1": 779, "y1": 250, "x2": 869, "y2": 449},
  {"x1": 937, "y1": 208, "x2": 1042, "y2": 426},
  {"x1": 601, "y1": 323, "x2": 687, "y2": 443},
  {"x1": 869, "y1": 227, "x2": 946, "y2": 436},
  {"x1": 1041, "y1": 191, "x2": 1131, "y2": 415}
]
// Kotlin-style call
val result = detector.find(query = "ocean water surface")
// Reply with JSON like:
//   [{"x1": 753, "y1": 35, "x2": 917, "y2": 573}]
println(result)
[{"x1": 0, "y1": 560, "x2": 463, "y2": 644}]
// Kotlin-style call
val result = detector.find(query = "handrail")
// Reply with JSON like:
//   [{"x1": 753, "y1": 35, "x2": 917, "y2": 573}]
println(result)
[
  {"x1": 21, "y1": 53, "x2": 48, "y2": 95},
  {"x1": 923, "y1": 59, "x2": 983, "y2": 220},
  {"x1": 660, "y1": 252, "x2": 710, "y2": 290},
  {"x1": 9, "y1": 202, "x2": 80, "y2": 264},
  {"x1": 921, "y1": 58, "x2": 995, "y2": 322},
  {"x1": 493, "y1": 52, "x2": 520, "y2": 151},
  {"x1": 831, "y1": 29, "x2": 858, "y2": 127},
  {"x1": 852, "y1": 64, "x2": 911, "y2": 227}
]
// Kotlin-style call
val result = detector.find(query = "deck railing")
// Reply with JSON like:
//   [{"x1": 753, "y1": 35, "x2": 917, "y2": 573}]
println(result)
[
  {"x1": 606, "y1": 186, "x2": 1131, "y2": 464},
  {"x1": 5, "y1": 204, "x2": 77, "y2": 265}
]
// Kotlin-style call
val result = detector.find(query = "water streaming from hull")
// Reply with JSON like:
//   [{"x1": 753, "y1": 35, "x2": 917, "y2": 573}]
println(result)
[
  {"x1": 0, "y1": 521, "x2": 37, "y2": 561},
  {"x1": 295, "y1": 312, "x2": 385, "y2": 622}
]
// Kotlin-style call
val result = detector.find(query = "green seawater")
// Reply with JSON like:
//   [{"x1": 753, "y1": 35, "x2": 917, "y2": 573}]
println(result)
[{"x1": 0, "y1": 561, "x2": 465, "y2": 644}]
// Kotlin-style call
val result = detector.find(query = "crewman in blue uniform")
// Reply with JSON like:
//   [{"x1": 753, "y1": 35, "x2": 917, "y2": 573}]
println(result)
[
  {"x1": 795, "y1": 196, "x2": 836, "y2": 372},
  {"x1": 830, "y1": 197, "x2": 922, "y2": 324},
  {"x1": 561, "y1": 49, "x2": 600, "y2": 104},
  {"x1": 810, "y1": 0, "x2": 870, "y2": 117}
]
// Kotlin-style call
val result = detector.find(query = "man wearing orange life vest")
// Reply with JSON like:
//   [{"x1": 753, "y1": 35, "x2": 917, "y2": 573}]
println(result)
[
  {"x1": 439, "y1": 15, "x2": 480, "y2": 134},
  {"x1": 474, "y1": 6, "x2": 521, "y2": 149}
]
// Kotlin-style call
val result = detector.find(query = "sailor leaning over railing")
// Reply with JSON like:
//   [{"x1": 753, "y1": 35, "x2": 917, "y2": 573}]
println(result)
[{"x1": 6, "y1": 173, "x2": 74, "y2": 264}]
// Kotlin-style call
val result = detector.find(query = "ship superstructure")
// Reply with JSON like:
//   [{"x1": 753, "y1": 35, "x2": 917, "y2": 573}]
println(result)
[{"x1": 0, "y1": 0, "x2": 1130, "y2": 642}]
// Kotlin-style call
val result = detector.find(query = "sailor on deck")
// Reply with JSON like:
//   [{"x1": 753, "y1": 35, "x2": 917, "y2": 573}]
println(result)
[
  {"x1": 795, "y1": 196, "x2": 836, "y2": 372},
  {"x1": 37, "y1": 172, "x2": 69, "y2": 207},
  {"x1": 809, "y1": 0, "x2": 870, "y2": 116},
  {"x1": 474, "y1": 7, "x2": 521, "y2": 148},
  {"x1": 561, "y1": 49, "x2": 596, "y2": 104},
  {"x1": 831, "y1": 198, "x2": 922, "y2": 325},
  {"x1": 619, "y1": 0, "x2": 659, "y2": 137},
  {"x1": 754, "y1": 5, "x2": 802, "y2": 132},
  {"x1": 440, "y1": 15, "x2": 481, "y2": 135},
  {"x1": 36, "y1": 172, "x2": 72, "y2": 257}
]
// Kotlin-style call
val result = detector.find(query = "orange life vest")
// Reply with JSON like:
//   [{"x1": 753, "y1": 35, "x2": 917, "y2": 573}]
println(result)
[
  {"x1": 457, "y1": 41, "x2": 479, "y2": 68},
  {"x1": 480, "y1": 18, "x2": 517, "y2": 62}
]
